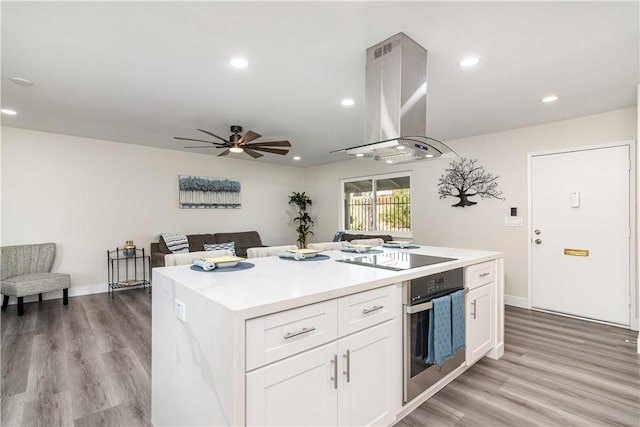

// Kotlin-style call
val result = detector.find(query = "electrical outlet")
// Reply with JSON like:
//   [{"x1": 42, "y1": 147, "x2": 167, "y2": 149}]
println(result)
[{"x1": 174, "y1": 299, "x2": 186, "y2": 322}]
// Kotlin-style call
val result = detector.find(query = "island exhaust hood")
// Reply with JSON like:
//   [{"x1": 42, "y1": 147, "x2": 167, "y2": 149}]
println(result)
[{"x1": 333, "y1": 32, "x2": 457, "y2": 164}]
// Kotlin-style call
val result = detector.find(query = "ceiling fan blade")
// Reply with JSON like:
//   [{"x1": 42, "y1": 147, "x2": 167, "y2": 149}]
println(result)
[
  {"x1": 240, "y1": 130, "x2": 262, "y2": 144},
  {"x1": 243, "y1": 148, "x2": 264, "y2": 158},
  {"x1": 218, "y1": 149, "x2": 231, "y2": 157},
  {"x1": 197, "y1": 129, "x2": 230, "y2": 143},
  {"x1": 250, "y1": 147, "x2": 290, "y2": 156},
  {"x1": 246, "y1": 140, "x2": 291, "y2": 148},
  {"x1": 174, "y1": 137, "x2": 226, "y2": 146},
  {"x1": 183, "y1": 145, "x2": 226, "y2": 149}
]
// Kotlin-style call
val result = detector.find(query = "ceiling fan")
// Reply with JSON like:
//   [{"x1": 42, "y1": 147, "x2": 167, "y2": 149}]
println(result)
[{"x1": 174, "y1": 125, "x2": 291, "y2": 158}]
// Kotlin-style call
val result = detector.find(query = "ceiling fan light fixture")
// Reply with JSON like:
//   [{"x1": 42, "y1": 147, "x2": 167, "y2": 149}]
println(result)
[{"x1": 229, "y1": 145, "x2": 244, "y2": 153}]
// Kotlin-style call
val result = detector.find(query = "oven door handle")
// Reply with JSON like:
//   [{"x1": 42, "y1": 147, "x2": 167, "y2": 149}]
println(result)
[{"x1": 405, "y1": 288, "x2": 468, "y2": 314}]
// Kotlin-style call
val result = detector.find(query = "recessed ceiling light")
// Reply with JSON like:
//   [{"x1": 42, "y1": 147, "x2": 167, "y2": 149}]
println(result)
[
  {"x1": 355, "y1": 153, "x2": 365, "y2": 157},
  {"x1": 458, "y1": 57, "x2": 480, "y2": 68},
  {"x1": 293, "y1": 156, "x2": 301, "y2": 161},
  {"x1": 341, "y1": 99, "x2": 355, "y2": 107},
  {"x1": 1, "y1": 109, "x2": 17, "y2": 115},
  {"x1": 541, "y1": 95, "x2": 559, "y2": 103},
  {"x1": 425, "y1": 154, "x2": 434, "y2": 158},
  {"x1": 10, "y1": 77, "x2": 34, "y2": 86},
  {"x1": 230, "y1": 57, "x2": 248, "y2": 68},
  {"x1": 386, "y1": 160, "x2": 394, "y2": 164},
  {"x1": 396, "y1": 145, "x2": 406, "y2": 150}
]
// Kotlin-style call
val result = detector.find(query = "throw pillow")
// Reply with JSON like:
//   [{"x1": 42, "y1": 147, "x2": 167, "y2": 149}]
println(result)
[
  {"x1": 161, "y1": 233, "x2": 189, "y2": 254},
  {"x1": 203, "y1": 242, "x2": 236, "y2": 256}
]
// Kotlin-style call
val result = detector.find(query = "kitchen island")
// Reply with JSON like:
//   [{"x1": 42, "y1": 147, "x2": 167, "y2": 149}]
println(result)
[{"x1": 152, "y1": 245, "x2": 504, "y2": 426}]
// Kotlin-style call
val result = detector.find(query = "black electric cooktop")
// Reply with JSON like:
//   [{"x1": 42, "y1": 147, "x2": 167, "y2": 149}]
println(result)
[{"x1": 336, "y1": 252, "x2": 456, "y2": 271}]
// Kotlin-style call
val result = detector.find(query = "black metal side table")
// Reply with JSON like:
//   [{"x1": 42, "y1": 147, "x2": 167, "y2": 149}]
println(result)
[{"x1": 107, "y1": 247, "x2": 151, "y2": 298}]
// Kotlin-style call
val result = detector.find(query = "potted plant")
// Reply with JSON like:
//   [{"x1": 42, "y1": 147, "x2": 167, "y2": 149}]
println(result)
[{"x1": 289, "y1": 191, "x2": 314, "y2": 248}]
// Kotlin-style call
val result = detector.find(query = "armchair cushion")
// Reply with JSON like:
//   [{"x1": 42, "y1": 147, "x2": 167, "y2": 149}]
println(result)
[{"x1": 2, "y1": 272, "x2": 70, "y2": 297}]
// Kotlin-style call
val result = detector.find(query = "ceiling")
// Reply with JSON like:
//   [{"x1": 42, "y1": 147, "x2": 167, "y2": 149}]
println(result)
[{"x1": 1, "y1": 1, "x2": 638, "y2": 167}]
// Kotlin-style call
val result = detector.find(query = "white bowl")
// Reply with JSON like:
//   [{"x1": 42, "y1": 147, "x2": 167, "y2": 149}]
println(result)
[
  {"x1": 201, "y1": 255, "x2": 245, "y2": 268},
  {"x1": 287, "y1": 248, "x2": 322, "y2": 258}
]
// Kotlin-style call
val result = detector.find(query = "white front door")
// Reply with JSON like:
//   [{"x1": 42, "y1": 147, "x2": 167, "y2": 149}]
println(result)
[{"x1": 531, "y1": 144, "x2": 631, "y2": 326}]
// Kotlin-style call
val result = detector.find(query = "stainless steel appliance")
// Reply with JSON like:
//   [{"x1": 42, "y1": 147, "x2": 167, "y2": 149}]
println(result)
[{"x1": 403, "y1": 268, "x2": 466, "y2": 403}]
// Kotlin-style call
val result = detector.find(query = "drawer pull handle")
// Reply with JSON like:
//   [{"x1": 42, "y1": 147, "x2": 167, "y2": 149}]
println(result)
[
  {"x1": 479, "y1": 272, "x2": 491, "y2": 277},
  {"x1": 362, "y1": 305, "x2": 384, "y2": 315},
  {"x1": 284, "y1": 327, "x2": 316, "y2": 340}
]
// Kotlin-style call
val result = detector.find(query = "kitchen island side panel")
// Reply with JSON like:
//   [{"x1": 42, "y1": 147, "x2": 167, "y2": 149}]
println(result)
[{"x1": 152, "y1": 271, "x2": 242, "y2": 426}]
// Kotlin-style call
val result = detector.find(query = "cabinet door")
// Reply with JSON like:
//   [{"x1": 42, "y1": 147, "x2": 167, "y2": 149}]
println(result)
[
  {"x1": 466, "y1": 283, "x2": 495, "y2": 365},
  {"x1": 246, "y1": 342, "x2": 338, "y2": 426},
  {"x1": 337, "y1": 321, "x2": 396, "y2": 427}
]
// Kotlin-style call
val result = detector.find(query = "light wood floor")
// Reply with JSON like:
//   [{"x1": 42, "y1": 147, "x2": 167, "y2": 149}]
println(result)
[{"x1": 1, "y1": 290, "x2": 639, "y2": 426}]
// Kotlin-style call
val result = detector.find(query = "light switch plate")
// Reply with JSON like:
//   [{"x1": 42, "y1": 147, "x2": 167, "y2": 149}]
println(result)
[
  {"x1": 505, "y1": 217, "x2": 524, "y2": 227},
  {"x1": 174, "y1": 299, "x2": 186, "y2": 322}
]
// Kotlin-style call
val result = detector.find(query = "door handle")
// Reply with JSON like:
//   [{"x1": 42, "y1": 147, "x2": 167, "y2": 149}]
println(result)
[
  {"x1": 535, "y1": 239, "x2": 542, "y2": 245},
  {"x1": 472, "y1": 299, "x2": 477, "y2": 319},
  {"x1": 331, "y1": 354, "x2": 338, "y2": 389},
  {"x1": 343, "y1": 350, "x2": 350, "y2": 383}
]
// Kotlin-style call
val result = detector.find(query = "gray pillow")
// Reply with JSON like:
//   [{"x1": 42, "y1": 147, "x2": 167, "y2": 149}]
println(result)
[{"x1": 203, "y1": 242, "x2": 236, "y2": 256}]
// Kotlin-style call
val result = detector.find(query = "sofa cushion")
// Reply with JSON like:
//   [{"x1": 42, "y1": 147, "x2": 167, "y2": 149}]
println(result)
[
  {"x1": 186, "y1": 234, "x2": 217, "y2": 252},
  {"x1": 203, "y1": 242, "x2": 236, "y2": 256},
  {"x1": 214, "y1": 231, "x2": 263, "y2": 258},
  {"x1": 340, "y1": 233, "x2": 394, "y2": 242}
]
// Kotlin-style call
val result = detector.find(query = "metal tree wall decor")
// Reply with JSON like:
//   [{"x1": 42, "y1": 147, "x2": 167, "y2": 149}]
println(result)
[{"x1": 438, "y1": 158, "x2": 504, "y2": 207}]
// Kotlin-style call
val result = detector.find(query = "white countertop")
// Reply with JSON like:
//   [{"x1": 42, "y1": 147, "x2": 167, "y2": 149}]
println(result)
[{"x1": 153, "y1": 245, "x2": 502, "y2": 319}]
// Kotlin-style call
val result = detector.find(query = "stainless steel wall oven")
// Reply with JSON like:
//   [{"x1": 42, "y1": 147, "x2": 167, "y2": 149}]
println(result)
[{"x1": 403, "y1": 268, "x2": 466, "y2": 403}]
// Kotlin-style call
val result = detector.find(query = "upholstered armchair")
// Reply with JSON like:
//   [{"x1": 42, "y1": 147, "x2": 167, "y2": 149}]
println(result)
[{"x1": 1, "y1": 243, "x2": 70, "y2": 315}]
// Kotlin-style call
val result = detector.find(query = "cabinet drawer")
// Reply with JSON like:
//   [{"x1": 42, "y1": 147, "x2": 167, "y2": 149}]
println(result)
[
  {"x1": 246, "y1": 300, "x2": 338, "y2": 371},
  {"x1": 466, "y1": 260, "x2": 495, "y2": 289},
  {"x1": 337, "y1": 285, "x2": 397, "y2": 337}
]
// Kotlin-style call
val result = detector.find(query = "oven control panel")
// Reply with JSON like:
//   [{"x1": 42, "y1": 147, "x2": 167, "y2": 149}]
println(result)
[{"x1": 409, "y1": 268, "x2": 464, "y2": 304}]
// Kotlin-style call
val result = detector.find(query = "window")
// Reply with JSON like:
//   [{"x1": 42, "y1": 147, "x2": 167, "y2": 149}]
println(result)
[{"x1": 341, "y1": 172, "x2": 411, "y2": 235}]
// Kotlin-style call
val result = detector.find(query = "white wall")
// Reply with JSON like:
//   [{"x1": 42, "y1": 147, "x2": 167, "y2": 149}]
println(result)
[
  {"x1": 2, "y1": 108, "x2": 637, "y2": 302},
  {"x1": 1, "y1": 127, "x2": 303, "y2": 290},
  {"x1": 304, "y1": 108, "x2": 638, "y2": 303}
]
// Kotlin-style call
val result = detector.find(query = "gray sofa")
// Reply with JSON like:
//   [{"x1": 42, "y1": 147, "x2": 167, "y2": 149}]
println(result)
[
  {"x1": 151, "y1": 231, "x2": 266, "y2": 268},
  {"x1": 1, "y1": 242, "x2": 70, "y2": 315}
]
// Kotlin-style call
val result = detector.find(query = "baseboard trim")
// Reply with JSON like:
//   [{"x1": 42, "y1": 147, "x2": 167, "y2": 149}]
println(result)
[
  {"x1": 2, "y1": 282, "x2": 141, "y2": 305},
  {"x1": 505, "y1": 295, "x2": 529, "y2": 309}
]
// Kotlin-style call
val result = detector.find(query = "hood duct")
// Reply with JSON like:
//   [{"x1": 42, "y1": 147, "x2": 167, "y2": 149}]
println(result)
[{"x1": 334, "y1": 32, "x2": 457, "y2": 164}]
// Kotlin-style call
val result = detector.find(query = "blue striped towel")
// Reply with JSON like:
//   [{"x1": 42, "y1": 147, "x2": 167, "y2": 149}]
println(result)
[
  {"x1": 451, "y1": 290, "x2": 466, "y2": 354},
  {"x1": 161, "y1": 233, "x2": 189, "y2": 253},
  {"x1": 427, "y1": 294, "x2": 453, "y2": 365}
]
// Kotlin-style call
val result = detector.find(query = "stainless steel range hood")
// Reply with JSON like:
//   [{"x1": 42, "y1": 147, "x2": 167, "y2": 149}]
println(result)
[{"x1": 334, "y1": 32, "x2": 457, "y2": 164}]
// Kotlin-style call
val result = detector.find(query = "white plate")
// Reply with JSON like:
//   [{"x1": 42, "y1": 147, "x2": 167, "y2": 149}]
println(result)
[
  {"x1": 386, "y1": 240, "x2": 413, "y2": 248},
  {"x1": 287, "y1": 248, "x2": 323, "y2": 258}
]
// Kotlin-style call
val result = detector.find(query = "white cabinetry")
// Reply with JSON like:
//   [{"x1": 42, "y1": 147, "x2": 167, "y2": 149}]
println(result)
[
  {"x1": 246, "y1": 285, "x2": 398, "y2": 427},
  {"x1": 465, "y1": 261, "x2": 495, "y2": 365}
]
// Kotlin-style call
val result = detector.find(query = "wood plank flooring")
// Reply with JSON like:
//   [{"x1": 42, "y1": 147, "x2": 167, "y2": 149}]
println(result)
[
  {"x1": 396, "y1": 307, "x2": 640, "y2": 427},
  {"x1": 1, "y1": 289, "x2": 152, "y2": 427},
  {"x1": 2, "y1": 292, "x2": 638, "y2": 426}
]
